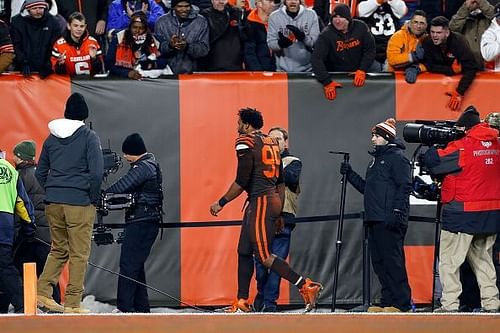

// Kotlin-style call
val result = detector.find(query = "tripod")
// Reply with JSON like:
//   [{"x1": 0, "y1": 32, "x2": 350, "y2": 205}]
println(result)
[
  {"x1": 329, "y1": 151, "x2": 350, "y2": 312},
  {"x1": 431, "y1": 200, "x2": 442, "y2": 311}
]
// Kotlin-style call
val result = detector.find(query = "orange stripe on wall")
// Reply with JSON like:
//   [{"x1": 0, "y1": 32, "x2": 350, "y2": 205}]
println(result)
[
  {"x1": 0, "y1": 74, "x2": 71, "y2": 166},
  {"x1": 395, "y1": 72, "x2": 499, "y2": 121},
  {"x1": 405, "y1": 245, "x2": 434, "y2": 304},
  {"x1": 178, "y1": 72, "x2": 288, "y2": 305}
]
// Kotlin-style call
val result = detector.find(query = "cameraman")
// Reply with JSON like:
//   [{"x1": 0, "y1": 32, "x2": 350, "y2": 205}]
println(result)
[
  {"x1": 340, "y1": 118, "x2": 413, "y2": 313},
  {"x1": 104, "y1": 133, "x2": 163, "y2": 313},
  {"x1": 424, "y1": 106, "x2": 500, "y2": 313}
]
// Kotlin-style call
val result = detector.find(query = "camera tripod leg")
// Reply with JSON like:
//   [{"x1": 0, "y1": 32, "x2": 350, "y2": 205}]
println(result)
[{"x1": 431, "y1": 202, "x2": 442, "y2": 311}]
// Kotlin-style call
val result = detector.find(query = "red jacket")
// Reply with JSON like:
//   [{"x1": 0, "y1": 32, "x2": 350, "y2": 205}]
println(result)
[{"x1": 429, "y1": 123, "x2": 500, "y2": 233}]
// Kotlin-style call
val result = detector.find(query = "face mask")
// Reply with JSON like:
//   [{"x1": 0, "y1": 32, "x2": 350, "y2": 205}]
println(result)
[{"x1": 133, "y1": 33, "x2": 147, "y2": 45}]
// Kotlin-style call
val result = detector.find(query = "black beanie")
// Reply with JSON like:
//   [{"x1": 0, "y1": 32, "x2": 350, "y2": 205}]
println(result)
[
  {"x1": 122, "y1": 133, "x2": 147, "y2": 156},
  {"x1": 331, "y1": 4, "x2": 352, "y2": 23},
  {"x1": 64, "y1": 93, "x2": 89, "y2": 120},
  {"x1": 456, "y1": 105, "x2": 480, "y2": 130},
  {"x1": 171, "y1": 0, "x2": 191, "y2": 8}
]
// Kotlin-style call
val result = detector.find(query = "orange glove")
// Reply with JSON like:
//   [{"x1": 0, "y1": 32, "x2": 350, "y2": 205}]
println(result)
[
  {"x1": 353, "y1": 70, "x2": 366, "y2": 87},
  {"x1": 451, "y1": 59, "x2": 462, "y2": 74},
  {"x1": 324, "y1": 81, "x2": 343, "y2": 100},
  {"x1": 445, "y1": 90, "x2": 463, "y2": 111},
  {"x1": 376, "y1": 0, "x2": 386, "y2": 4}
]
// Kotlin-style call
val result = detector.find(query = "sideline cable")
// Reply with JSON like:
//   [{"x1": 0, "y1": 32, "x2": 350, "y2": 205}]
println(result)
[{"x1": 33, "y1": 237, "x2": 214, "y2": 313}]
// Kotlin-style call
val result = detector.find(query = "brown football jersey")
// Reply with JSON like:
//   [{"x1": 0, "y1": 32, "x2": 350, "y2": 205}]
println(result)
[{"x1": 235, "y1": 131, "x2": 283, "y2": 197}]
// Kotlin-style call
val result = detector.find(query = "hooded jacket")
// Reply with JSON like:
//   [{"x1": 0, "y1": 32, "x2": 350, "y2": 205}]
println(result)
[
  {"x1": 154, "y1": 6, "x2": 210, "y2": 74},
  {"x1": 267, "y1": 4, "x2": 320, "y2": 72},
  {"x1": 422, "y1": 31, "x2": 478, "y2": 96},
  {"x1": 36, "y1": 119, "x2": 103, "y2": 206},
  {"x1": 345, "y1": 139, "x2": 412, "y2": 227},
  {"x1": 386, "y1": 22, "x2": 427, "y2": 72},
  {"x1": 243, "y1": 8, "x2": 275, "y2": 71},
  {"x1": 481, "y1": 17, "x2": 500, "y2": 71},
  {"x1": 106, "y1": 0, "x2": 165, "y2": 33},
  {"x1": 311, "y1": 19, "x2": 375, "y2": 85},
  {"x1": 10, "y1": 6, "x2": 61, "y2": 71},
  {"x1": 424, "y1": 123, "x2": 500, "y2": 234}
]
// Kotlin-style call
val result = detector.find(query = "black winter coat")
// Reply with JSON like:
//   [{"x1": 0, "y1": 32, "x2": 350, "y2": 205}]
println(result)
[
  {"x1": 346, "y1": 139, "x2": 412, "y2": 227},
  {"x1": 16, "y1": 162, "x2": 50, "y2": 243},
  {"x1": 55, "y1": 0, "x2": 109, "y2": 37},
  {"x1": 243, "y1": 11, "x2": 275, "y2": 71},
  {"x1": 10, "y1": 12, "x2": 61, "y2": 71}
]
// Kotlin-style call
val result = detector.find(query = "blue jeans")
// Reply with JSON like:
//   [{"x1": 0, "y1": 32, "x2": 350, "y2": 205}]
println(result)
[{"x1": 254, "y1": 224, "x2": 293, "y2": 312}]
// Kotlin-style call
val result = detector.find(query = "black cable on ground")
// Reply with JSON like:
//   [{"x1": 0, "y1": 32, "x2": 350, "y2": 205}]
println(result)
[{"x1": 34, "y1": 237, "x2": 214, "y2": 313}]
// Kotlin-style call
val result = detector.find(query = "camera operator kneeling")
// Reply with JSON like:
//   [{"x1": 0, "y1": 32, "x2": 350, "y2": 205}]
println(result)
[
  {"x1": 104, "y1": 133, "x2": 163, "y2": 313},
  {"x1": 423, "y1": 106, "x2": 500, "y2": 313}
]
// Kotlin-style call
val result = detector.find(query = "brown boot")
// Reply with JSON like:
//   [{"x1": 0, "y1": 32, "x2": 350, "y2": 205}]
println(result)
[
  {"x1": 64, "y1": 306, "x2": 90, "y2": 314},
  {"x1": 299, "y1": 278, "x2": 323, "y2": 312},
  {"x1": 367, "y1": 306, "x2": 385, "y2": 313},
  {"x1": 37, "y1": 295, "x2": 64, "y2": 313}
]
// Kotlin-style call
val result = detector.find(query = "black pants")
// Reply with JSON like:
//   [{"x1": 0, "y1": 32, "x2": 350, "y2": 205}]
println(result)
[
  {"x1": 369, "y1": 222, "x2": 412, "y2": 311},
  {"x1": 117, "y1": 219, "x2": 159, "y2": 312},
  {"x1": 0, "y1": 244, "x2": 23, "y2": 312}
]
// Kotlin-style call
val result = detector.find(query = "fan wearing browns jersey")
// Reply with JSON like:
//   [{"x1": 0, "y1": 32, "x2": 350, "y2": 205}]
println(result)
[
  {"x1": 210, "y1": 107, "x2": 323, "y2": 313},
  {"x1": 340, "y1": 118, "x2": 413, "y2": 312},
  {"x1": 51, "y1": 11, "x2": 103, "y2": 75}
]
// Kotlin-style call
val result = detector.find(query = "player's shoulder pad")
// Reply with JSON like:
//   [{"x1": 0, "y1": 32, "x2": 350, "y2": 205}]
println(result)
[{"x1": 235, "y1": 133, "x2": 255, "y2": 151}]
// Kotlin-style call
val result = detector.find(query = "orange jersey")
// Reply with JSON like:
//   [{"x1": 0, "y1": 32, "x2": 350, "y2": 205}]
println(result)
[{"x1": 51, "y1": 34, "x2": 103, "y2": 75}]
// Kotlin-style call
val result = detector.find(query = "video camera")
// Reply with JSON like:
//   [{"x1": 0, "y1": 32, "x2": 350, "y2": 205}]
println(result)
[
  {"x1": 93, "y1": 146, "x2": 130, "y2": 246},
  {"x1": 402, "y1": 121, "x2": 464, "y2": 201},
  {"x1": 403, "y1": 120, "x2": 465, "y2": 147}
]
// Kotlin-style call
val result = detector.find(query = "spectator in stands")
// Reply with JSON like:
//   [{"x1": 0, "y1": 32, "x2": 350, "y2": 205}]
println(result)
[
  {"x1": 10, "y1": 0, "x2": 61, "y2": 78},
  {"x1": 13, "y1": 0, "x2": 66, "y2": 32},
  {"x1": 254, "y1": 127, "x2": 302, "y2": 312},
  {"x1": 0, "y1": 149, "x2": 35, "y2": 314},
  {"x1": 154, "y1": 0, "x2": 169, "y2": 12},
  {"x1": 243, "y1": 0, "x2": 275, "y2": 71},
  {"x1": 56, "y1": 0, "x2": 109, "y2": 38},
  {"x1": 450, "y1": 0, "x2": 495, "y2": 70},
  {"x1": 357, "y1": 0, "x2": 408, "y2": 72},
  {"x1": 107, "y1": 11, "x2": 163, "y2": 79},
  {"x1": 107, "y1": 0, "x2": 165, "y2": 34},
  {"x1": 11, "y1": 140, "x2": 61, "y2": 305},
  {"x1": 192, "y1": 0, "x2": 212, "y2": 11},
  {"x1": 0, "y1": 0, "x2": 11, "y2": 22},
  {"x1": 36, "y1": 92, "x2": 103, "y2": 314},
  {"x1": 154, "y1": 0, "x2": 209, "y2": 73},
  {"x1": 386, "y1": 9, "x2": 427, "y2": 83},
  {"x1": 480, "y1": 3, "x2": 500, "y2": 71},
  {"x1": 267, "y1": 0, "x2": 319, "y2": 72},
  {"x1": 340, "y1": 118, "x2": 413, "y2": 313},
  {"x1": 420, "y1": 16, "x2": 478, "y2": 111},
  {"x1": 199, "y1": 0, "x2": 246, "y2": 71},
  {"x1": 51, "y1": 12, "x2": 104, "y2": 75},
  {"x1": 311, "y1": 4, "x2": 375, "y2": 101},
  {"x1": 0, "y1": 18, "x2": 14, "y2": 72}
]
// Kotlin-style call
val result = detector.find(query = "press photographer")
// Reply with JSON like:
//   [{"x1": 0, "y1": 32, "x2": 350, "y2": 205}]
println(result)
[
  {"x1": 420, "y1": 106, "x2": 500, "y2": 313},
  {"x1": 103, "y1": 133, "x2": 163, "y2": 313}
]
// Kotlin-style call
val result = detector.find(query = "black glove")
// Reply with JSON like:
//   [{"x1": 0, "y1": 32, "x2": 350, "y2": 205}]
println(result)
[
  {"x1": 410, "y1": 44, "x2": 424, "y2": 63},
  {"x1": 39, "y1": 64, "x2": 52, "y2": 79},
  {"x1": 286, "y1": 25, "x2": 305, "y2": 42},
  {"x1": 386, "y1": 209, "x2": 405, "y2": 231},
  {"x1": 278, "y1": 32, "x2": 293, "y2": 49},
  {"x1": 340, "y1": 161, "x2": 352, "y2": 175},
  {"x1": 22, "y1": 61, "x2": 31, "y2": 77},
  {"x1": 405, "y1": 65, "x2": 420, "y2": 84}
]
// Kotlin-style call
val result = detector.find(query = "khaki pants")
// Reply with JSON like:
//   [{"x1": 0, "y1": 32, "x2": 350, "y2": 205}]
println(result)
[
  {"x1": 37, "y1": 204, "x2": 96, "y2": 308},
  {"x1": 439, "y1": 230, "x2": 500, "y2": 311}
]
